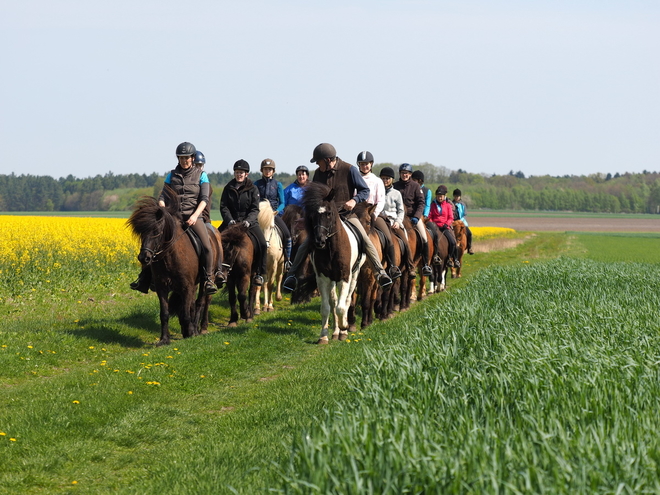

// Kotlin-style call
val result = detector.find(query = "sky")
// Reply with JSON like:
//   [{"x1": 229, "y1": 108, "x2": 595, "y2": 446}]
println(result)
[{"x1": 1, "y1": 0, "x2": 658, "y2": 179}]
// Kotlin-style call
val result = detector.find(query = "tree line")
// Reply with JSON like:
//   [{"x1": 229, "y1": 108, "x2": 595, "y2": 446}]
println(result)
[{"x1": 1, "y1": 167, "x2": 659, "y2": 214}]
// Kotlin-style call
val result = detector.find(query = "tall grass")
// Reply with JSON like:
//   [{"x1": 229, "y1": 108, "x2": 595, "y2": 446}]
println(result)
[{"x1": 277, "y1": 258, "x2": 660, "y2": 493}]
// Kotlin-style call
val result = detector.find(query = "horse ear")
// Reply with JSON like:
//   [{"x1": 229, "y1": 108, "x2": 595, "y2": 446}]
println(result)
[{"x1": 367, "y1": 203, "x2": 376, "y2": 214}]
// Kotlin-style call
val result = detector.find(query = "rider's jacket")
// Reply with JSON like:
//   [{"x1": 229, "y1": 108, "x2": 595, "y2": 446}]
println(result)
[
  {"x1": 312, "y1": 158, "x2": 369, "y2": 206},
  {"x1": 429, "y1": 199, "x2": 455, "y2": 230},
  {"x1": 283, "y1": 181, "x2": 306, "y2": 208},
  {"x1": 453, "y1": 200, "x2": 468, "y2": 227},
  {"x1": 393, "y1": 178, "x2": 424, "y2": 220},
  {"x1": 254, "y1": 176, "x2": 285, "y2": 213},
  {"x1": 219, "y1": 178, "x2": 260, "y2": 230},
  {"x1": 382, "y1": 186, "x2": 405, "y2": 226},
  {"x1": 160, "y1": 165, "x2": 210, "y2": 219}
]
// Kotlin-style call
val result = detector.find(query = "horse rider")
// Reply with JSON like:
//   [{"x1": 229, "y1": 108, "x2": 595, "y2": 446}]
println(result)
[
  {"x1": 411, "y1": 169, "x2": 442, "y2": 265},
  {"x1": 379, "y1": 166, "x2": 414, "y2": 275},
  {"x1": 283, "y1": 165, "x2": 310, "y2": 208},
  {"x1": 254, "y1": 158, "x2": 293, "y2": 270},
  {"x1": 428, "y1": 185, "x2": 460, "y2": 268},
  {"x1": 452, "y1": 188, "x2": 474, "y2": 255},
  {"x1": 282, "y1": 143, "x2": 393, "y2": 292},
  {"x1": 393, "y1": 163, "x2": 433, "y2": 277},
  {"x1": 219, "y1": 159, "x2": 267, "y2": 286},
  {"x1": 357, "y1": 151, "x2": 401, "y2": 280},
  {"x1": 130, "y1": 142, "x2": 218, "y2": 295}
]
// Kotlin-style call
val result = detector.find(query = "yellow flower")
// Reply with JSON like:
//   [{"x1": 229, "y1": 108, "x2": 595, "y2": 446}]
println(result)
[
  {"x1": 128, "y1": 391, "x2": 133, "y2": 395},
  {"x1": 72, "y1": 400, "x2": 80, "y2": 404},
  {"x1": 0, "y1": 432, "x2": 6, "y2": 436},
  {"x1": 10, "y1": 438, "x2": 16, "y2": 442}
]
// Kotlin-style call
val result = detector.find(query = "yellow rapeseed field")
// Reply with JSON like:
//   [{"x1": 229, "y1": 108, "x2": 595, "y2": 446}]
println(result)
[{"x1": 470, "y1": 226, "x2": 516, "y2": 239}]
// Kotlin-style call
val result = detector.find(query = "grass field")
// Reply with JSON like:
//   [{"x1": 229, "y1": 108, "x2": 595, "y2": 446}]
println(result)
[{"x1": 0, "y1": 217, "x2": 659, "y2": 493}]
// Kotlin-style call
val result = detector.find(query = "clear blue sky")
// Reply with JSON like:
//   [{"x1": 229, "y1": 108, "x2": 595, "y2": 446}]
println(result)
[{"x1": 1, "y1": 0, "x2": 658, "y2": 179}]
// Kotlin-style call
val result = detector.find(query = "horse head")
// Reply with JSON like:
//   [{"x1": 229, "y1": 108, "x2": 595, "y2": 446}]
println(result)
[
  {"x1": 302, "y1": 182, "x2": 339, "y2": 250},
  {"x1": 352, "y1": 202, "x2": 376, "y2": 233}
]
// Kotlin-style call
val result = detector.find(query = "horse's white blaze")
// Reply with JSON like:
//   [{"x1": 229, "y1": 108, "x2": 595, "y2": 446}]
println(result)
[{"x1": 318, "y1": 206, "x2": 326, "y2": 214}]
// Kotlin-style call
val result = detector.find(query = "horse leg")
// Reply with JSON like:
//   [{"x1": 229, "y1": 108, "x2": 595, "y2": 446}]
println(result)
[
  {"x1": 228, "y1": 280, "x2": 239, "y2": 327},
  {"x1": 157, "y1": 290, "x2": 170, "y2": 346},
  {"x1": 275, "y1": 260, "x2": 283, "y2": 302},
  {"x1": 347, "y1": 291, "x2": 357, "y2": 334},
  {"x1": 237, "y1": 277, "x2": 250, "y2": 322},
  {"x1": 317, "y1": 277, "x2": 332, "y2": 344},
  {"x1": 330, "y1": 282, "x2": 342, "y2": 340},
  {"x1": 254, "y1": 285, "x2": 262, "y2": 315},
  {"x1": 198, "y1": 294, "x2": 211, "y2": 335},
  {"x1": 179, "y1": 292, "x2": 196, "y2": 338}
]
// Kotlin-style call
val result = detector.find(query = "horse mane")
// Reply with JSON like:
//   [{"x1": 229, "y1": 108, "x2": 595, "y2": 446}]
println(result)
[
  {"x1": 282, "y1": 204, "x2": 303, "y2": 226},
  {"x1": 452, "y1": 220, "x2": 465, "y2": 238},
  {"x1": 127, "y1": 185, "x2": 181, "y2": 242},
  {"x1": 302, "y1": 182, "x2": 335, "y2": 233},
  {"x1": 258, "y1": 201, "x2": 274, "y2": 231},
  {"x1": 221, "y1": 223, "x2": 249, "y2": 247}
]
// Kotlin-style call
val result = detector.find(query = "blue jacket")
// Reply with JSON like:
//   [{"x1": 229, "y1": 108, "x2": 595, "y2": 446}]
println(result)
[
  {"x1": 254, "y1": 177, "x2": 285, "y2": 213},
  {"x1": 283, "y1": 181, "x2": 306, "y2": 208}
]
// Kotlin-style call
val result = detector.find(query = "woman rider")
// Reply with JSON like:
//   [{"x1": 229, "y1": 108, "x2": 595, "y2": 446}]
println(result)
[
  {"x1": 254, "y1": 158, "x2": 293, "y2": 270},
  {"x1": 428, "y1": 185, "x2": 460, "y2": 268},
  {"x1": 130, "y1": 142, "x2": 218, "y2": 295},
  {"x1": 283, "y1": 165, "x2": 310, "y2": 208},
  {"x1": 219, "y1": 159, "x2": 267, "y2": 286}
]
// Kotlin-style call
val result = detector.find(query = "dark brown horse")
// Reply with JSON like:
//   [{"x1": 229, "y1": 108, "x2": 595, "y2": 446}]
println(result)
[
  {"x1": 282, "y1": 205, "x2": 315, "y2": 304},
  {"x1": 451, "y1": 220, "x2": 467, "y2": 279},
  {"x1": 220, "y1": 224, "x2": 258, "y2": 327},
  {"x1": 127, "y1": 188, "x2": 221, "y2": 345},
  {"x1": 297, "y1": 182, "x2": 366, "y2": 343}
]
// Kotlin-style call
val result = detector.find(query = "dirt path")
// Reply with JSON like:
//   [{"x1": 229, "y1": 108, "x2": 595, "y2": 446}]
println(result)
[{"x1": 469, "y1": 215, "x2": 660, "y2": 232}]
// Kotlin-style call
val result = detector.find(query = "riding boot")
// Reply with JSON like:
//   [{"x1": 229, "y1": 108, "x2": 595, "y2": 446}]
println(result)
[
  {"x1": 130, "y1": 266, "x2": 151, "y2": 294},
  {"x1": 202, "y1": 255, "x2": 218, "y2": 295},
  {"x1": 385, "y1": 243, "x2": 401, "y2": 280},
  {"x1": 421, "y1": 241, "x2": 433, "y2": 276}
]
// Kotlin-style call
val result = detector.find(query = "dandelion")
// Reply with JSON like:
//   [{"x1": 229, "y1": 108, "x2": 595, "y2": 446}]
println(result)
[
  {"x1": 72, "y1": 481, "x2": 78, "y2": 485},
  {"x1": 0, "y1": 432, "x2": 5, "y2": 436},
  {"x1": 27, "y1": 345, "x2": 33, "y2": 349},
  {"x1": 88, "y1": 346, "x2": 94, "y2": 349},
  {"x1": 128, "y1": 391, "x2": 133, "y2": 395},
  {"x1": 10, "y1": 438, "x2": 16, "y2": 442},
  {"x1": 224, "y1": 342, "x2": 230, "y2": 345},
  {"x1": 200, "y1": 375, "x2": 205, "y2": 378},
  {"x1": 72, "y1": 400, "x2": 80, "y2": 404}
]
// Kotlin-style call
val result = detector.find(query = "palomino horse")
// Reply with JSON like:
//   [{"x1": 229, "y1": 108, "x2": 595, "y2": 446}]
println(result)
[
  {"x1": 451, "y1": 220, "x2": 467, "y2": 279},
  {"x1": 127, "y1": 188, "x2": 221, "y2": 345},
  {"x1": 254, "y1": 201, "x2": 284, "y2": 314},
  {"x1": 300, "y1": 182, "x2": 366, "y2": 343},
  {"x1": 221, "y1": 224, "x2": 258, "y2": 327}
]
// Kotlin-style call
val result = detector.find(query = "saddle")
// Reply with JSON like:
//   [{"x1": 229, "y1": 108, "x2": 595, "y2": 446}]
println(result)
[{"x1": 185, "y1": 225, "x2": 203, "y2": 259}]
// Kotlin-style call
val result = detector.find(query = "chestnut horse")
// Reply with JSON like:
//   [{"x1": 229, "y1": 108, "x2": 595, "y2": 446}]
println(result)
[
  {"x1": 127, "y1": 188, "x2": 221, "y2": 345},
  {"x1": 299, "y1": 182, "x2": 366, "y2": 343},
  {"x1": 254, "y1": 201, "x2": 284, "y2": 314},
  {"x1": 221, "y1": 224, "x2": 257, "y2": 327},
  {"x1": 451, "y1": 220, "x2": 467, "y2": 279}
]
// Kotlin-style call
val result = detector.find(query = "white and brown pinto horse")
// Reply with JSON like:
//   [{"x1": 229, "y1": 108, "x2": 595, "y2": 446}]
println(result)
[
  {"x1": 301, "y1": 182, "x2": 366, "y2": 344},
  {"x1": 254, "y1": 201, "x2": 284, "y2": 314}
]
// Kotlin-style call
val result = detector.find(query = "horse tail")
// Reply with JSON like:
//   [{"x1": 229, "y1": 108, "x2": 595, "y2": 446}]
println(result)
[
  {"x1": 168, "y1": 292, "x2": 182, "y2": 317},
  {"x1": 258, "y1": 201, "x2": 274, "y2": 231},
  {"x1": 291, "y1": 274, "x2": 317, "y2": 304}
]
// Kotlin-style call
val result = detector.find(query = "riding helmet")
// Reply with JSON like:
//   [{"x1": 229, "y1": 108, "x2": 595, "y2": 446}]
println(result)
[
  {"x1": 379, "y1": 166, "x2": 395, "y2": 179},
  {"x1": 310, "y1": 143, "x2": 337, "y2": 163},
  {"x1": 411, "y1": 170, "x2": 424, "y2": 182},
  {"x1": 356, "y1": 150, "x2": 374, "y2": 163},
  {"x1": 194, "y1": 151, "x2": 206, "y2": 166},
  {"x1": 233, "y1": 159, "x2": 250, "y2": 172},
  {"x1": 176, "y1": 142, "x2": 196, "y2": 156},
  {"x1": 399, "y1": 163, "x2": 413, "y2": 173},
  {"x1": 295, "y1": 165, "x2": 309, "y2": 175},
  {"x1": 436, "y1": 185, "x2": 448, "y2": 195},
  {"x1": 453, "y1": 188, "x2": 462, "y2": 197},
  {"x1": 260, "y1": 158, "x2": 276, "y2": 170}
]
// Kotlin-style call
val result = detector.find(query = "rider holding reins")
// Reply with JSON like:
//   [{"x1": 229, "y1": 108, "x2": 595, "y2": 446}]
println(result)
[
  {"x1": 282, "y1": 143, "x2": 393, "y2": 292},
  {"x1": 130, "y1": 142, "x2": 218, "y2": 295}
]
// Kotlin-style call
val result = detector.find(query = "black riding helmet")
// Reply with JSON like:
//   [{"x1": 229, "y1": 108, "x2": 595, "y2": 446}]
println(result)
[
  {"x1": 356, "y1": 150, "x2": 374, "y2": 163},
  {"x1": 379, "y1": 167, "x2": 395, "y2": 179},
  {"x1": 176, "y1": 142, "x2": 196, "y2": 156},
  {"x1": 411, "y1": 170, "x2": 424, "y2": 182},
  {"x1": 233, "y1": 159, "x2": 250, "y2": 172},
  {"x1": 399, "y1": 163, "x2": 413, "y2": 173},
  {"x1": 453, "y1": 188, "x2": 462, "y2": 197},
  {"x1": 436, "y1": 185, "x2": 448, "y2": 195},
  {"x1": 295, "y1": 165, "x2": 309, "y2": 175}
]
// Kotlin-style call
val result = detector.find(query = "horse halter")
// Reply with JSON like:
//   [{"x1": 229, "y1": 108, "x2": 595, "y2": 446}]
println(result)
[{"x1": 140, "y1": 224, "x2": 190, "y2": 264}]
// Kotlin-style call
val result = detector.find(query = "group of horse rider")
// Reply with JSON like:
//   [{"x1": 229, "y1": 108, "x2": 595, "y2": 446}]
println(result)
[{"x1": 130, "y1": 141, "x2": 474, "y2": 296}]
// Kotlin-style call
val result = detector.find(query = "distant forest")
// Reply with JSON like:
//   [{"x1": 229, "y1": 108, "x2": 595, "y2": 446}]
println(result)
[{"x1": 1, "y1": 165, "x2": 660, "y2": 214}]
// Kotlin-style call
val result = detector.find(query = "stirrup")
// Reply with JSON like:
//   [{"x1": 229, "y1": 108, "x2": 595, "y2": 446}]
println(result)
[
  {"x1": 388, "y1": 265, "x2": 402, "y2": 280},
  {"x1": 253, "y1": 274, "x2": 264, "y2": 286},
  {"x1": 468, "y1": 249, "x2": 474, "y2": 255},
  {"x1": 284, "y1": 260, "x2": 292, "y2": 272},
  {"x1": 454, "y1": 259, "x2": 461, "y2": 268},
  {"x1": 377, "y1": 271, "x2": 393, "y2": 289},
  {"x1": 282, "y1": 275, "x2": 297, "y2": 292},
  {"x1": 421, "y1": 265, "x2": 433, "y2": 276},
  {"x1": 204, "y1": 279, "x2": 218, "y2": 295},
  {"x1": 432, "y1": 255, "x2": 442, "y2": 265},
  {"x1": 446, "y1": 259, "x2": 454, "y2": 267}
]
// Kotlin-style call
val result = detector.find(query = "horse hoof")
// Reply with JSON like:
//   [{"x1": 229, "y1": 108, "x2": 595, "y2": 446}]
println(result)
[
  {"x1": 200, "y1": 329, "x2": 208, "y2": 335},
  {"x1": 338, "y1": 332, "x2": 348, "y2": 341},
  {"x1": 246, "y1": 318, "x2": 253, "y2": 323},
  {"x1": 254, "y1": 309, "x2": 261, "y2": 316},
  {"x1": 276, "y1": 295, "x2": 283, "y2": 302},
  {"x1": 228, "y1": 322, "x2": 237, "y2": 328},
  {"x1": 317, "y1": 337, "x2": 329, "y2": 345},
  {"x1": 266, "y1": 307, "x2": 274, "y2": 312},
  {"x1": 348, "y1": 325, "x2": 357, "y2": 333},
  {"x1": 332, "y1": 334, "x2": 339, "y2": 341}
]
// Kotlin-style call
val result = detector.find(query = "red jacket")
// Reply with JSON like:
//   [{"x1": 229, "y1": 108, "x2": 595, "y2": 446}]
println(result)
[{"x1": 428, "y1": 199, "x2": 454, "y2": 229}]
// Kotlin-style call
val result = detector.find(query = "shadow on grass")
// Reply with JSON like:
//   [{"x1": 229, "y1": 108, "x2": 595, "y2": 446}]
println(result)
[{"x1": 67, "y1": 324, "x2": 145, "y2": 348}]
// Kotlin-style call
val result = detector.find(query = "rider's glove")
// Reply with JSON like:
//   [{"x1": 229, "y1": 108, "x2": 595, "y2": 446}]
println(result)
[
  {"x1": 228, "y1": 220, "x2": 236, "y2": 226},
  {"x1": 411, "y1": 217, "x2": 419, "y2": 225},
  {"x1": 242, "y1": 221, "x2": 250, "y2": 228}
]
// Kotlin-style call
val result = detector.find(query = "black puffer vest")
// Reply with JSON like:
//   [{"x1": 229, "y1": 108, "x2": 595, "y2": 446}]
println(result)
[
  {"x1": 313, "y1": 159, "x2": 353, "y2": 206},
  {"x1": 165, "y1": 165, "x2": 202, "y2": 217}
]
